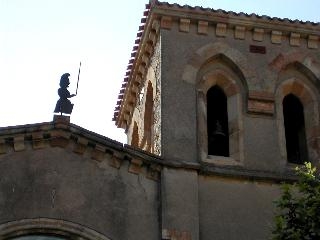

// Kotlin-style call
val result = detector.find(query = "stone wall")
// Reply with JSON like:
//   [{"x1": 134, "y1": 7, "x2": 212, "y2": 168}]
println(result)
[
  {"x1": 159, "y1": 15, "x2": 320, "y2": 172},
  {"x1": 0, "y1": 122, "x2": 160, "y2": 240},
  {"x1": 198, "y1": 176, "x2": 281, "y2": 240}
]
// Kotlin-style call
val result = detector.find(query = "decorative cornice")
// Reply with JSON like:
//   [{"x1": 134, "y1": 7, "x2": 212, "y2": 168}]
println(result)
[
  {"x1": 0, "y1": 119, "x2": 300, "y2": 183},
  {"x1": 0, "y1": 119, "x2": 162, "y2": 181}
]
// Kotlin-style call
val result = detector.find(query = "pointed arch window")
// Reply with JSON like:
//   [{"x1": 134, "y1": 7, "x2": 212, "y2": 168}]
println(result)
[
  {"x1": 143, "y1": 81, "x2": 154, "y2": 152},
  {"x1": 207, "y1": 86, "x2": 229, "y2": 157},
  {"x1": 283, "y1": 94, "x2": 308, "y2": 164},
  {"x1": 131, "y1": 121, "x2": 140, "y2": 148}
]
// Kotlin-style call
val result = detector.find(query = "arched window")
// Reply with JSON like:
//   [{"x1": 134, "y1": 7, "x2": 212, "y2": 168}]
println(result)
[
  {"x1": 207, "y1": 86, "x2": 229, "y2": 157},
  {"x1": 143, "y1": 81, "x2": 154, "y2": 152},
  {"x1": 131, "y1": 121, "x2": 140, "y2": 148},
  {"x1": 283, "y1": 94, "x2": 308, "y2": 164}
]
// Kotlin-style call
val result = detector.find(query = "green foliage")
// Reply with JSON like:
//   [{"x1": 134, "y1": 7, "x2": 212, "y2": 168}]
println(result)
[{"x1": 272, "y1": 162, "x2": 320, "y2": 240}]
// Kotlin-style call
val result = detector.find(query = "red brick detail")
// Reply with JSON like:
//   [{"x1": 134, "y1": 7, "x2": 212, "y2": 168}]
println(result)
[
  {"x1": 161, "y1": 16, "x2": 172, "y2": 29},
  {"x1": 162, "y1": 229, "x2": 192, "y2": 240},
  {"x1": 247, "y1": 91, "x2": 275, "y2": 115},
  {"x1": 224, "y1": 83, "x2": 239, "y2": 97}
]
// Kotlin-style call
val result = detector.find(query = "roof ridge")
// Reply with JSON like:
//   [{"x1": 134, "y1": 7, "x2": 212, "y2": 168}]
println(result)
[{"x1": 156, "y1": 0, "x2": 320, "y2": 25}]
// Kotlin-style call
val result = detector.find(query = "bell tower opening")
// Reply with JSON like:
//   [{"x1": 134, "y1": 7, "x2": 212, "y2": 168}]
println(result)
[
  {"x1": 283, "y1": 94, "x2": 308, "y2": 164},
  {"x1": 207, "y1": 85, "x2": 229, "y2": 157},
  {"x1": 143, "y1": 81, "x2": 154, "y2": 152}
]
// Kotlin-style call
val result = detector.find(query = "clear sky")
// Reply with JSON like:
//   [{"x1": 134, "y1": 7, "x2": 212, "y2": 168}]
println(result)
[{"x1": 1, "y1": 0, "x2": 319, "y2": 143}]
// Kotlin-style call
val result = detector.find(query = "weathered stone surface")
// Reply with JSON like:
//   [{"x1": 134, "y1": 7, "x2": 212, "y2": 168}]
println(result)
[{"x1": 0, "y1": 144, "x2": 159, "y2": 240}]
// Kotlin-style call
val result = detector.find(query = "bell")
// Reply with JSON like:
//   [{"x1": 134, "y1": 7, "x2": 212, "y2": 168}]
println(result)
[{"x1": 212, "y1": 120, "x2": 226, "y2": 137}]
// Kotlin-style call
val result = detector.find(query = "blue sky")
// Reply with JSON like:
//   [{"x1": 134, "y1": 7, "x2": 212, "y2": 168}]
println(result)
[{"x1": 1, "y1": 0, "x2": 319, "y2": 143}]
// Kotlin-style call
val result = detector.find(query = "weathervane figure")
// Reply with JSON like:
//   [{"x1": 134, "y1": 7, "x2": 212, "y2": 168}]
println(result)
[{"x1": 54, "y1": 73, "x2": 76, "y2": 115}]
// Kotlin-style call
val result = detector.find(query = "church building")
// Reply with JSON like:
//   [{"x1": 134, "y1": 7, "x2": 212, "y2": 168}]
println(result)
[{"x1": 1, "y1": 1, "x2": 320, "y2": 239}]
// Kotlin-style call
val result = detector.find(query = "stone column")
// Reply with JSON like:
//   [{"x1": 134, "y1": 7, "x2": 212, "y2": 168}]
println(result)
[{"x1": 161, "y1": 167, "x2": 199, "y2": 240}]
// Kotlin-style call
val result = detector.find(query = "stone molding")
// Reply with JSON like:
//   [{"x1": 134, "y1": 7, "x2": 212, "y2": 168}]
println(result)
[
  {"x1": 0, "y1": 218, "x2": 111, "y2": 240},
  {"x1": 247, "y1": 90, "x2": 275, "y2": 116},
  {"x1": 153, "y1": 16, "x2": 319, "y2": 48},
  {"x1": 0, "y1": 120, "x2": 162, "y2": 182},
  {"x1": 0, "y1": 120, "x2": 303, "y2": 182}
]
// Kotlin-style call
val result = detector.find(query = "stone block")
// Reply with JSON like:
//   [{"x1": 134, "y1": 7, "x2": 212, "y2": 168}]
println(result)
[
  {"x1": 0, "y1": 139, "x2": 6, "y2": 154},
  {"x1": 50, "y1": 130, "x2": 70, "y2": 148},
  {"x1": 198, "y1": 21, "x2": 208, "y2": 35},
  {"x1": 141, "y1": 54, "x2": 149, "y2": 66},
  {"x1": 216, "y1": 23, "x2": 227, "y2": 37},
  {"x1": 14, "y1": 135, "x2": 25, "y2": 152},
  {"x1": 146, "y1": 164, "x2": 161, "y2": 181},
  {"x1": 91, "y1": 144, "x2": 106, "y2": 162},
  {"x1": 73, "y1": 143, "x2": 87, "y2": 155},
  {"x1": 281, "y1": 81, "x2": 293, "y2": 96},
  {"x1": 224, "y1": 83, "x2": 239, "y2": 97},
  {"x1": 179, "y1": 18, "x2": 190, "y2": 32},
  {"x1": 145, "y1": 42, "x2": 153, "y2": 55},
  {"x1": 234, "y1": 26, "x2": 245, "y2": 39},
  {"x1": 32, "y1": 132, "x2": 46, "y2": 149},
  {"x1": 216, "y1": 76, "x2": 230, "y2": 89},
  {"x1": 161, "y1": 16, "x2": 172, "y2": 29},
  {"x1": 253, "y1": 28, "x2": 264, "y2": 41},
  {"x1": 138, "y1": 64, "x2": 146, "y2": 76},
  {"x1": 148, "y1": 31, "x2": 157, "y2": 45},
  {"x1": 151, "y1": 19, "x2": 160, "y2": 34},
  {"x1": 271, "y1": 31, "x2": 282, "y2": 44},
  {"x1": 128, "y1": 158, "x2": 143, "y2": 174},
  {"x1": 308, "y1": 35, "x2": 318, "y2": 49},
  {"x1": 290, "y1": 32, "x2": 300, "y2": 46},
  {"x1": 247, "y1": 91, "x2": 275, "y2": 115},
  {"x1": 247, "y1": 99, "x2": 274, "y2": 115},
  {"x1": 108, "y1": 153, "x2": 122, "y2": 169},
  {"x1": 291, "y1": 81, "x2": 304, "y2": 96},
  {"x1": 300, "y1": 88, "x2": 313, "y2": 105}
]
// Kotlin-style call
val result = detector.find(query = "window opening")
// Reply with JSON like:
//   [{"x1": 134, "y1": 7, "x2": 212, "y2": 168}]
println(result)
[
  {"x1": 283, "y1": 94, "x2": 308, "y2": 164},
  {"x1": 207, "y1": 86, "x2": 229, "y2": 156}
]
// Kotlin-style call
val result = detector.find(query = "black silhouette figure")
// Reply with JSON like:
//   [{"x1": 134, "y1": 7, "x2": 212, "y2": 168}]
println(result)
[{"x1": 54, "y1": 73, "x2": 76, "y2": 115}]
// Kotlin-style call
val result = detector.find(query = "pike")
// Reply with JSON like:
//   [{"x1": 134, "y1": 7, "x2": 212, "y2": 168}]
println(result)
[{"x1": 76, "y1": 61, "x2": 82, "y2": 95}]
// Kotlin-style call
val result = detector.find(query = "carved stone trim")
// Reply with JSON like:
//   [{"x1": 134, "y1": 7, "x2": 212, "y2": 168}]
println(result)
[
  {"x1": 14, "y1": 135, "x2": 25, "y2": 152},
  {"x1": 234, "y1": 26, "x2": 245, "y2": 39},
  {"x1": 0, "y1": 218, "x2": 111, "y2": 240},
  {"x1": 216, "y1": 23, "x2": 227, "y2": 37},
  {"x1": 161, "y1": 16, "x2": 172, "y2": 29},
  {"x1": 253, "y1": 28, "x2": 264, "y2": 41},
  {"x1": 308, "y1": 35, "x2": 319, "y2": 49},
  {"x1": 247, "y1": 91, "x2": 275, "y2": 115},
  {"x1": 271, "y1": 30, "x2": 282, "y2": 44},
  {"x1": 290, "y1": 32, "x2": 300, "y2": 46},
  {"x1": 179, "y1": 18, "x2": 190, "y2": 32},
  {"x1": 198, "y1": 20, "x2": 208, "y2": 35}
]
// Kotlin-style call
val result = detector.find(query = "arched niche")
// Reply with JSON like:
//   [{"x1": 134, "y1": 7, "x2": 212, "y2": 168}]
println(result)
[
  {"x1": 0, "y1": 218, "x2": 111, "y2": 240},
  {"x1": 275, "y1": 62, "x2": 320, "y2": 167},
  {"x1": 197, "y1": 55, "x2": 246, "y2": 165}
]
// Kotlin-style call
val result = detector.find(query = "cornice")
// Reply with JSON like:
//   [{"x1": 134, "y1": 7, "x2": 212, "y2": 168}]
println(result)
[
  {"x1": 0, "y1": 118, "x2": 300, "y2": 183},
  {"x1": 0, "y1": 117, "x2": 162, "y2": 181}
]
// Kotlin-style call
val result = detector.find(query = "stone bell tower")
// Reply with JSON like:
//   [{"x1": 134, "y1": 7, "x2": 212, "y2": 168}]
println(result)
[
  {"x1": 113, "y1": 1, "x2": 320, "y2": 239},
  {"x1": 114, "y1": 0, "x2": 320, "y2": 169}
]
